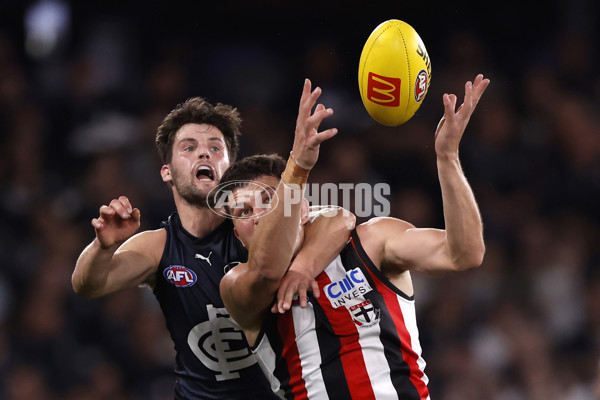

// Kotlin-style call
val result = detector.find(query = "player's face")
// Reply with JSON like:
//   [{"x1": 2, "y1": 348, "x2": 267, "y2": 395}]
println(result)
[
  {"x1": 162, "y1": 123, "x2": 230, "y2": 206},
  {"x1": 230, "y1": 176, "x2": 298, "y2": 248}
]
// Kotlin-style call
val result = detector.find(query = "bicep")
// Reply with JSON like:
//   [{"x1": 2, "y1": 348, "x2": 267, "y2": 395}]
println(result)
[
  {"x1": 385, "y1": 227, "x2": 456, "y2": 275},
  {"x1": 105, "y1": 230, "x2": 164, "y2": 293},
  {"x1": 361, "y1": 218, "x2": 454, "y2": 276}
]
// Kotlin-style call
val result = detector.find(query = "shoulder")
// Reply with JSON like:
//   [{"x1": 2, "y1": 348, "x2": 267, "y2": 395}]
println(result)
[
  {"x1": 356, "y1": 217, "x2": 415, "y2": 238},
  {"x1": 355, "y1": 217, "x2": 414, "y2": 268},
  {"x1": 219, "y1": 262, "x2": 248, "y2": 303},
  {"x1": 120, "y1": 228, "x2": 167, "y2": 265},
  {"x1": 124, "y1": 228, "x2": 167, "y2": 246}
]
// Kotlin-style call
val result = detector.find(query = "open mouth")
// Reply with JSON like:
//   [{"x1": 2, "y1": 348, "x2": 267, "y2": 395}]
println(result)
[{"x1": 196, "y1": 165, "x2": 215, "y2": 181}]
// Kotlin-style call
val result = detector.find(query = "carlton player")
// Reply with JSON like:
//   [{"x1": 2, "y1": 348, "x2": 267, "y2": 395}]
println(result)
[
  {"x1": 72, "y1": 81, "x2": 352, "y2": 399},
  {"x1": 220, "y1": 74, "x2": 490, "y2": 399}
]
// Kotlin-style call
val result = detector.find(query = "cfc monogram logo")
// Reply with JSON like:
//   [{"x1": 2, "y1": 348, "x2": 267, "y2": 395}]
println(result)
[
  {"x1": 367, "y1": 72, "x2": 401, "y2": 107},
  {"x1": 187, "y1": 304, "x2": 258, "y2": 381}
]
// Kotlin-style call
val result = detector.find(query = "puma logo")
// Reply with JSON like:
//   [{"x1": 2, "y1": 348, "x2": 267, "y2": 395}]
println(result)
[{"x1": 195, "y1": 251, "x2": 213, "y2": 266}]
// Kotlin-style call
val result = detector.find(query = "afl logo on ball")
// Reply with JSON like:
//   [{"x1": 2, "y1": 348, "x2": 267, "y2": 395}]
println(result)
[
  {"x1": 414, "y1": 70, "x2": 428, "y2": 102},
  {"x1": 164, "y1": 265, "x2": 197, "y2": 287}
]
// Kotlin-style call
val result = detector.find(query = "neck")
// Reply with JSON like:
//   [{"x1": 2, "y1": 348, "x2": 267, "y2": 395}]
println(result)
[{"x1": 175, "y1": 199, "x2": 225, "y2": 238}]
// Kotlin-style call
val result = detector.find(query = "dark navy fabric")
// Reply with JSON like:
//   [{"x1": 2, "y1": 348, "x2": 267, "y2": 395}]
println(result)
[{"x1": 154, "y1": 212, "x2": 278, "y2": 399}]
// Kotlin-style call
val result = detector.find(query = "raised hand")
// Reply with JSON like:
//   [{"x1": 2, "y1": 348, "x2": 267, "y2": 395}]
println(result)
[
  {"x1": 434, "y1": 74, "x2": 490, "y2": 159},
  {"x1": 92, "y1": 196, "x2": 141, "y2": 249},
  {"x1": 291, "y1": 79, "x2": 338, "y2": 170}
]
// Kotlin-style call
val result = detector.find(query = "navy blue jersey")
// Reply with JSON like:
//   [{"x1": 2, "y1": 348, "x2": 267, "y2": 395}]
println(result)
[{"x1": 154, "y1": 212, "x2": 278, "y2": 399}]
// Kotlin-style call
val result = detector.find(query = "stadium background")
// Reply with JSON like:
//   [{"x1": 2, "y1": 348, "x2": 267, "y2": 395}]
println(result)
[{"x1": 0, "y1": 0, "x2": 599, "y2": 398}]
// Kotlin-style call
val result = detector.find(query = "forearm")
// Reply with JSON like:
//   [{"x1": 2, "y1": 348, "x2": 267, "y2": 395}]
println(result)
[
  {"x1": 72, "y1": 238, "x2": 118, "y2": 297},
  {"x1": 248, "y1": 178, "x2": 304, "y2": 281},
  {"x1": 290, "y1": 207, "x2": 355, "y2": 277},
  {"x1": 437, "y1": 156, "x2": 485, "y2": 269}
]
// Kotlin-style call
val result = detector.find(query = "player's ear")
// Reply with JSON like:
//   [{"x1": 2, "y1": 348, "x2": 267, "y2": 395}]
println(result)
[
  {"x1": 300, "y1": 198, "x2": 310, "y2": 225},
  {"x1": 233, "y1": 227, "x2": 247, "y2": 248},
  {"x1": 161, "y1": 165, "x2": 172, "y2": 183}
]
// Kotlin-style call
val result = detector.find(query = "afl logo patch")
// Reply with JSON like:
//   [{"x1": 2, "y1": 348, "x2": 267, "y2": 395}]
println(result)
[
  {"x1": 164, "y1": 265, "x2": 197, "y2": 287},
  {"x1": 414, "y1": 69, "x2": 428, "y2": 102}
]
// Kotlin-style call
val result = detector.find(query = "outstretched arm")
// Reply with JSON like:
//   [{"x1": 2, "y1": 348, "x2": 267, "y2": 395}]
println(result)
[
  {"x1": 381, "y1": 74, "x2": 489, "y2": 275},
  {"x1": 72, "y1": 196, "x2": 161, "y2": 297},
  {"x1": 220, "y1": 79, "x2": 338, "y2": 341}
]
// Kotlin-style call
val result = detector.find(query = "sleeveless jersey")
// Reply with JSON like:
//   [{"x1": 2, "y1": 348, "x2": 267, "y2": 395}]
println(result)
[
  {"x1": 253, "y1": 230, "x2": 430, "y2": 400},
  {"x1": 154, "y1": 212, "x2": 279, "y2": 399}
]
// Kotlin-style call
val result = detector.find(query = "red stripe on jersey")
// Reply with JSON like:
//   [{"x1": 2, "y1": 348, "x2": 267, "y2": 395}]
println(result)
[
  {"x1": 277, "y1": 312, "x2": 309, "y2": 400},
  {"x1": 316, "y1": 273, "x2": 377, "y2": 400},
  {"x1": 350, "y1": 238, "x2": 430, "y2": 400}
]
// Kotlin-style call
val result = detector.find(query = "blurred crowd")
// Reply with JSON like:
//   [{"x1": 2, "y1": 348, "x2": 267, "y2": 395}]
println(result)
[{"x1": 1, "y1": 1, "x2": 599, "y2": 399}]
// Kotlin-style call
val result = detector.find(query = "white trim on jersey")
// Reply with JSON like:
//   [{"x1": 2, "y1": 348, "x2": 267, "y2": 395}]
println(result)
[
  {"x1": 255, "y1": 334, "x2": 286, "y2": 399},
  {"x1": 397, "y1": 298, "x2": 430, "y2": 399},
  {"x1": 291, "y1": 303, "x2": 328, "y2": 399}
]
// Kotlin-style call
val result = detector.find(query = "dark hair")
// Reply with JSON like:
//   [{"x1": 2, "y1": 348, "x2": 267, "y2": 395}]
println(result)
[
  {"x1": 217, "y1": 154, "x2": 286, "y2": 215},
  {"x1": 155, "y1": 97, "x2": 242, "y2": 164},
  {"x1": 219, "y1": 154, "x2": 286, "y2": 187}
]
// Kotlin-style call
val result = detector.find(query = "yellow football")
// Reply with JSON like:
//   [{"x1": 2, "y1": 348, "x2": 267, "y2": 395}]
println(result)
[{"x1": 358, "y1": 19, "x2": 431, "y2": 126}]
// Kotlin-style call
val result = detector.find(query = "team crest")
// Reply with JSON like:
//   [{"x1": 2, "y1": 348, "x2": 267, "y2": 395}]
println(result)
[
  {"x1": 349, "y1": 300, "x2": 380, "y2": 327},
  {"x1": 187, "y1": 305, "x2": 258, "y2": 380}
]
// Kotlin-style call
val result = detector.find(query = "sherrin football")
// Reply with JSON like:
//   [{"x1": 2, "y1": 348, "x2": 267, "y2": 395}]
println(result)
[{"x1": 358, "y1": 19, "x2": 431, "y2": 126}]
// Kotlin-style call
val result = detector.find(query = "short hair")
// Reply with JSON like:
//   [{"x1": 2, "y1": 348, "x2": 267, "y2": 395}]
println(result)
[
  {"x1": 155, "y1": 97, "x2": 242, "y2": 164},
  {"x1": 217, "y1": 154, "x2": 286, "y2": 215},
  {"x1": 219, "y1": 154, "x2": 286, "y2": 187}
]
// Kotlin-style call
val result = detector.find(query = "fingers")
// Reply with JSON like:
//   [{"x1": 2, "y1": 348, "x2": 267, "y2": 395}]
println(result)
[
  {"x1": 279, "y1": 284, "x2": 296, "y2": 313},
  {"x1": 93, "y1": 196, "x2": 135, "y2": 229},
  {"x1": 445, "y1": 73, "x2": 490, "y2": 113},
  {"x1": 442, "y1": 93, "x2": 457, "y2": 121},
  {"x1": 463, "y1": 80, "x2": 473, "y2": 110},
  {"x1": 473, "y1": 73, "x2": 488, "y2": 90},
  {"x1": 436, "y1": 74, "x2": 489, "y2": 138},
  {"x1": 272, "y1": 285, "x2": 289, "y2": 314},
  {"x1": 297, "y1": 79, "x2": 337, "y2": 144},
  {"x1": 299, "y1": 78, "x2": 312, "y2": 113},
  {"x1": 307, "y1": 105, "x2": 333, "y2": 127},
  {"x1": 457, "y1": 74, "x2": 490, "y2": 121},
  {"x1": 472, "y1": 75, "x2": 490, "y2": 103},
  {"x1": 307, "y1": 107, "x2": 335, "y2": 140},
  {"x1": 313, "y1": 128, "x2": 339, "y2": 145},
  {"x1": 278, "y1": 282, "x2": 309, "y2": 313},
  {"x1": 131, "y1": 208, "x2": 141, "y2": 224},
  {"x1": 298, "y1": 285, "x2": 309, "y2": 308},
  {"x1": 310, "y1": 279, "x2": 320, "y2": 299},
  {"x1": 272, "y1": 272, "x2": 319, "y2": 313},
  {"x1": 98, "y1": 204, "x2": 116, "y2": 218},
  {"x1": 91, "y1": 217, "x2": 104, "y2": 230},
  {"x1": 110, "y1": 196, "x2": 134, "y2": 219},
  {"x1": 297, "y1": 81, "x2": 332, "y2": 134},
  {"x1": 119, "y1": 195, "x2": 133, "y2": 213},
  {"x1": 464, "y1": 74, "x2": 490, "y2": 107},
  {"x1": 298, "y1": 79, "x2": 322, "y2": 119}
]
